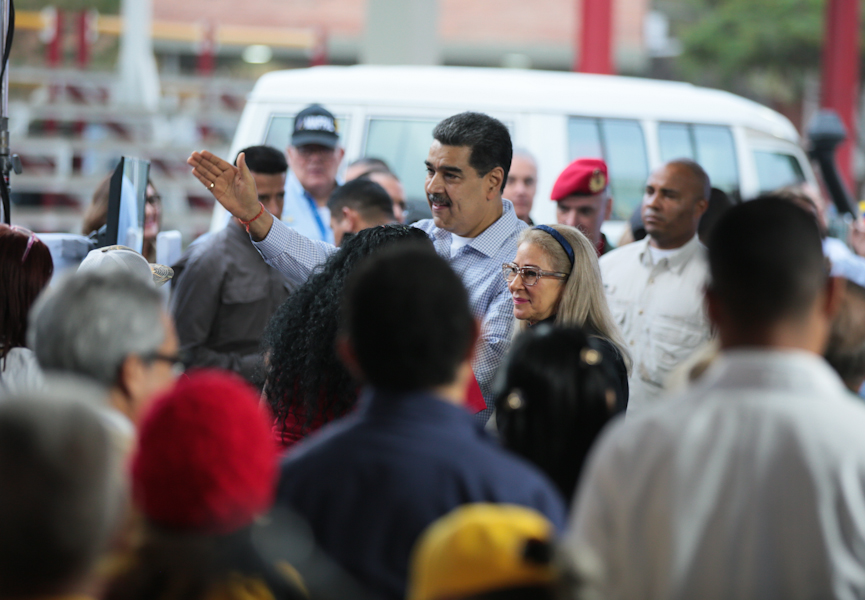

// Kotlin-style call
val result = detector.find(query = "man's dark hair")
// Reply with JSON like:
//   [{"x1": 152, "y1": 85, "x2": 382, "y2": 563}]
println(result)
[
  {"x1": 433, "y1": 112, "x2": 512, "y2": 193},
  {"x1": 237, "y1": 145, "x2": 288, "y2": 174},
  {"x1": 698, "y1": 187, "x2": 735, "y2": 244},
  {"x1": 263, "y1": 225, "x2": 432, "y2": 436},
  {"x1": 347, "y1": 156, "x2": 392, "y2": 176},
  {"x1": 327, "y1": 179, "x2": 395, "y2": 223},
  {"x1": 708, "y1": 196, "x2": 826, "y2": 329},
  {"x1": 341, "y1": 244, "x2": 475, "y2": 391}
]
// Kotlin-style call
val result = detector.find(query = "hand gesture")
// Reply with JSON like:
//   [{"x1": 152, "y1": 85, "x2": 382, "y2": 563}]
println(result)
[{"x1": 188, "y1": 150, "x2": 260, "y2": 221}]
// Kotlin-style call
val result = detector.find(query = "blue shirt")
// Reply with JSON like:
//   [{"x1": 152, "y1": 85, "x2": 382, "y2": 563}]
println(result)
[
  {"x1": 253, "y1": 200, "x2": 527, "y2": 417},
  {"x1": 280, "y1": 171, "x2": 335, "y2": 244},
  {"x1": 275, "y1": 388, "x2": 566, "y2": 600}
]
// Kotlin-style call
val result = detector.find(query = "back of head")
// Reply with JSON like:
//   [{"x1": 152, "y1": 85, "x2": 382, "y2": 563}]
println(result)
[
  {"x1": 698, "y1": 187, "x2": 734, "y2": 244},
  {"x1": 327, "y1": 178, "x2": 395, "y2": 222},
  {"x1": 341, "y1": 243, "x2": 475, "y2": 391},
  {"x1": 346, "y1": 156, "x2": 392, "y2": 179},
  {"x1": 433, "y1": 112, "x2": 512, "y2": 193},
  {"x1": 133, "y1": 370, "x2": 277, "y2": 534},
  {"x1": 29, "y1": 271, "x2": 165, "y2": 387},
  {"x1": 824, "y1": 281, "x2": 865, "y2": 390},
  {"x1": 0, "y1": 225, "x2": 54, "y2": 360},
  {"x1": 0, "y1": 396, "x2": 121, "y2": 598},
  {"x1": 495, "y1": 325, "x2": 617, "y2": 501},
  {"x1": 263, "y1": 225, "x2": 432, "y2": 428},
  {"x1": 409, "y1": 504, "x2": 555, "y2": 600},
  {"x1": 237, "y1": 145, "x2": 288, "y2": 174},
  {"x1": 708, "y1": 197, "x2": 826, "y2": 331}
]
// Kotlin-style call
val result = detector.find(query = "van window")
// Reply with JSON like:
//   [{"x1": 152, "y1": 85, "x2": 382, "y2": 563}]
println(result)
[
  {"x1": 658, "y1": 123, "x2": 739, "y2": 195},
  {"x1": 568, "y1": 117, "x2": 649, "y2": 220},
  {"x1": 263, "y1": 114, "x2": 349, "y2": 150},
  {"x1": 753, "y1": 150, "x2": 805, "y2": 192}
]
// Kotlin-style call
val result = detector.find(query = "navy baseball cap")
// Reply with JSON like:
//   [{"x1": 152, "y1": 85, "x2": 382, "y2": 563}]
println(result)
[{"x1": 291, "y1": 104, "x2": 339, "y2": 148}]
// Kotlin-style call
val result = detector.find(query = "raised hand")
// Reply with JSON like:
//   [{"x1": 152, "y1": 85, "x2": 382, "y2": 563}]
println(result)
[{"x1": 188, "y1": 150, "x2": 260, "y2": 221}]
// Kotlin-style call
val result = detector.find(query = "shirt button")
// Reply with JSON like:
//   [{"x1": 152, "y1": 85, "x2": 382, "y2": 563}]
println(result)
[
  {"x1": 638, "y1": 310, "x2": 643, "y2": 315},
  {"x1": 629, "y1": 340, "x2": 635, "y2": 345},
  {"x1": 648, "y1": 278, "x2": 655, "y2": 284}
]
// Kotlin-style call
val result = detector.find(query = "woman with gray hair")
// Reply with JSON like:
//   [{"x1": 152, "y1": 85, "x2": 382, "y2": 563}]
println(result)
[{"x1": 502, "y1": 223, "x2": 631, "y2": 408}]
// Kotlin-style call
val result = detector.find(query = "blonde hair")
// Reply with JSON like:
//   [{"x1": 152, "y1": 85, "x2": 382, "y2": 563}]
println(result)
[{"x1": 515, "y1": 225, "x2": 631, "y2": 373}]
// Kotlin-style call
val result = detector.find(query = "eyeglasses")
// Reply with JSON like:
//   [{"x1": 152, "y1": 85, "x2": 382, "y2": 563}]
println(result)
[
  {"x1": 502, "y1": 262, "x2": 569, "y2": 287},
  {"x1": 143, "y1": 352, "x2": 186, "y2": 376},
  {"x1": 10, "y1": 225, "x2": 37, "y2": 264}
]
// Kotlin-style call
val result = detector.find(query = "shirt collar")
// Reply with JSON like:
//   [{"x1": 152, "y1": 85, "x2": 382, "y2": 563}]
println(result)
[
  {"x1": 431, "y1": 199, "x2": 521, "y2": 259},
  {"x1": 638, "y1": 234, "x2": 703, "y2": 274},
  {"x1": 358, "y1": 387, "x2": 483, "y2": 434}
]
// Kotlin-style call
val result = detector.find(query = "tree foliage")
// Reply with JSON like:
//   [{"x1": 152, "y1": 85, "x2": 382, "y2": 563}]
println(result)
[
  {"x1": 16, "y1": 0, "x2": 120, "y2": 14},
  {"x1": 671, "y1": 0, "x2": 826, "y2": 97}
]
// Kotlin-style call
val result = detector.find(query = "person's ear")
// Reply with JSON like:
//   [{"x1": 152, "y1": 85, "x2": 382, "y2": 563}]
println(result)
[
  {"x1": 705, "y1": 285, "x2": 723, "y2": 331},
  {"x1": 824, "y1": 276, "x2": 846, "y2": 320},
  {"x1": 695, "y1": 196, "x2": 709, "y2": 220},
  {"x1": 335, "y1": 147, "x2": 345, "y2": 163},
  {"x1": 464, "y1": 319, "x2": 481, "y2": 363},
  {"x1": 486, "y1": 167, "x2": 504, "y2": 199},
  {"x1": 604, "y1": 196, "x2": 614, "y2": 221},
  {"x1": 336, "y1": 335, "x2": 364, "y2": 382},
  {"x1": 115, "y1": 355, "x2": 145, "y2": 420}
]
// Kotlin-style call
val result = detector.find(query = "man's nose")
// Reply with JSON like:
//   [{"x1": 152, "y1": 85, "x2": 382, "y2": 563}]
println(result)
[
  {"x1": 426, "y1": 172, "x2": 443, "y2": 193},
  {"x1": 561, "y1": 211, "x2": 578, "y2": 227}
]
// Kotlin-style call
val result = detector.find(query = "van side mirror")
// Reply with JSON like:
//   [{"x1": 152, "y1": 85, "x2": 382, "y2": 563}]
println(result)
[{"x1": 807, "y1": 109, "x2": 857, "y2": 217}]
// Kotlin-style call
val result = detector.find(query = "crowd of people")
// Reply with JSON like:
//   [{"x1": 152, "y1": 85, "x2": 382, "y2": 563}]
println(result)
[{"x1": 2, "y1": 101, "x2": 865, "y2": 600}]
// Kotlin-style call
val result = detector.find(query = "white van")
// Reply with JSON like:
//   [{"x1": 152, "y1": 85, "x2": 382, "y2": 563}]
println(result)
[{"x1": 213, "y1": 65, "x2": 814, "y2": 235}]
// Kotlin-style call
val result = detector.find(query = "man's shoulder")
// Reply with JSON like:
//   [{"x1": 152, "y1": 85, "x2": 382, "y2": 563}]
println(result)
[{"x1": 599, "y1": 239, "x2": 644, "y2": 265}]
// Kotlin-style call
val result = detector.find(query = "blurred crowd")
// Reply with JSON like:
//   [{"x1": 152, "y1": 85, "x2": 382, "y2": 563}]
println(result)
[{"x1": 3, "y1": 104, "x2": 865, "y2": 600}]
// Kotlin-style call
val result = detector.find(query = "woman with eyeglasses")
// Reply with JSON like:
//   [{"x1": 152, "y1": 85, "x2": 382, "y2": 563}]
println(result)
[
  {"x1": 0, "y1": 224, "x2": 53, "y2": 397},
  {"x1": 502, "y1": 224, "x2": 630, "y2": 409}
]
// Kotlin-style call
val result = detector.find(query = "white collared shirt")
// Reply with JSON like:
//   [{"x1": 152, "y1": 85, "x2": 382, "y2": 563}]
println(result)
[
  {"x1": 567, "y1": 349, "x2": 865, "y2": 600},
  {"x1": 599, "y1": 235, "x2": 712, "y2": 410}
]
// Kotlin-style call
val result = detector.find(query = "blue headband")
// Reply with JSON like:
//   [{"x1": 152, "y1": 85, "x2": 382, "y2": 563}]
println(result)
[{"x1": 533, "y1": 225, "x2": 575, "y2": 268}]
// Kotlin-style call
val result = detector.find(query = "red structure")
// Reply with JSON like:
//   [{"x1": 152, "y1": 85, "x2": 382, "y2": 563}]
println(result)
[
  {"x1": 576, "y1": 0, "x2": 614, "y2": 74},
  {"x1": 820, "y1": 0, "x2": 860, "y2": 190}
]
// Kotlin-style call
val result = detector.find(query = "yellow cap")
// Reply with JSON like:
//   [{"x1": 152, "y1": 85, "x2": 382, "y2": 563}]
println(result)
[{"x1": 408, "y1": 504, "x2": 556, "y2": 600}]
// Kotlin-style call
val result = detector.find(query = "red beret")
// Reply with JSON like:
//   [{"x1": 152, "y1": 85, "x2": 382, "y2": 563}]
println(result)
[
  {"x1": 132, "y1": 370, "x2": 277, "y2": 534},
  {"x1": 550, "y1": 158, "x2": 608, "y2": 201}
]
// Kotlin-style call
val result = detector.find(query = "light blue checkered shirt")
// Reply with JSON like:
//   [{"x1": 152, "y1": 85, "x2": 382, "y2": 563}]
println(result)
[{"x1": 253, "y1": 200, "x2": 527, "y2": 422}]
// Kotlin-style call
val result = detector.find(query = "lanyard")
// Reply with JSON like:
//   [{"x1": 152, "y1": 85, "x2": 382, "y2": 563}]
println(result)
[{"x1": 303, "y1": 190, "x2": 328, "y2": 241}]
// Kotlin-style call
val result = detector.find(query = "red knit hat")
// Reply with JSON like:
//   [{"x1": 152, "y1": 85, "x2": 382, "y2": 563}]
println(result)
[
  {"x1": 132, "y1": 370, "x2": 278, "y2": 534},
  {"x1": 550, "y1": 158, "x2": 608, "y2": 200}
]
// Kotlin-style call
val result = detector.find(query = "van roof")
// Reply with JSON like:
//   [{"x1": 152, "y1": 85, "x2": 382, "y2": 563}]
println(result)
[{"x1": 250, "y1": 65, "x2": 799, "y2": 142}]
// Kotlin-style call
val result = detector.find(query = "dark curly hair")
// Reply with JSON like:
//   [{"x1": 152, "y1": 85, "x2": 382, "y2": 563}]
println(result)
[{"x1": 263, "y1": 224, "x2": 432, "y2": 439}]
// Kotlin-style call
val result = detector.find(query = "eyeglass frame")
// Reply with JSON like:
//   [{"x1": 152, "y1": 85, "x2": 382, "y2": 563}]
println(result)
[
  {"x1": 141, "y1": 351, "x2": 187, "y2": 376},
  {"x1": 9, "y1": 225, "x2": 38, "y2": 264},
  {"x1": 501, "y1": 262, "x2": 569, "y2": 287}
]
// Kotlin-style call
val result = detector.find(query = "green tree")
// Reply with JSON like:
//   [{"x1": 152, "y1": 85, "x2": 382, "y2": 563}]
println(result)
[
  {"x1": 669, "y1": 0, "x2": 826, "y2": 100},
  {"x1": 15, "y1": 0, "x2": 119, "y2": 14}
]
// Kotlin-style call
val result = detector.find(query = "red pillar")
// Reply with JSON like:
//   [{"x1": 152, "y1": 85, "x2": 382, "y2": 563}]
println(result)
[
  {"x1": 197, "y1": 21, "x2": 216, "y2": 76},
  {"x1": 576, "y1": 0, "x2": 614, "y2": 74},
  {"x1": 820, "y1": 0, "x2": 860, "y2": 190},
  {"x1": 45, "y1": 9, "x2": 63, "y2": 67}
]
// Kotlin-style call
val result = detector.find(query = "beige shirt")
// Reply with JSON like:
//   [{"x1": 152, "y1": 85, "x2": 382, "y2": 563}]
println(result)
[{"x1": 599, "y1": 235, "x2": 712, "y2": 411}]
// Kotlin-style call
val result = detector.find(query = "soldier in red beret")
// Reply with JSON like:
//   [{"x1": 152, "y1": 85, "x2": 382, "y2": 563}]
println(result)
[{"x1": 551, "y1": 158, "x2": 614, "y2": 256}]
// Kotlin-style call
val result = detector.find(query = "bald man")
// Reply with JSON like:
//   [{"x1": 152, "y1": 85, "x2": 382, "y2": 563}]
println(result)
[{"x1": 599, "y1": 160, "x2": 712, "y2": 410}]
